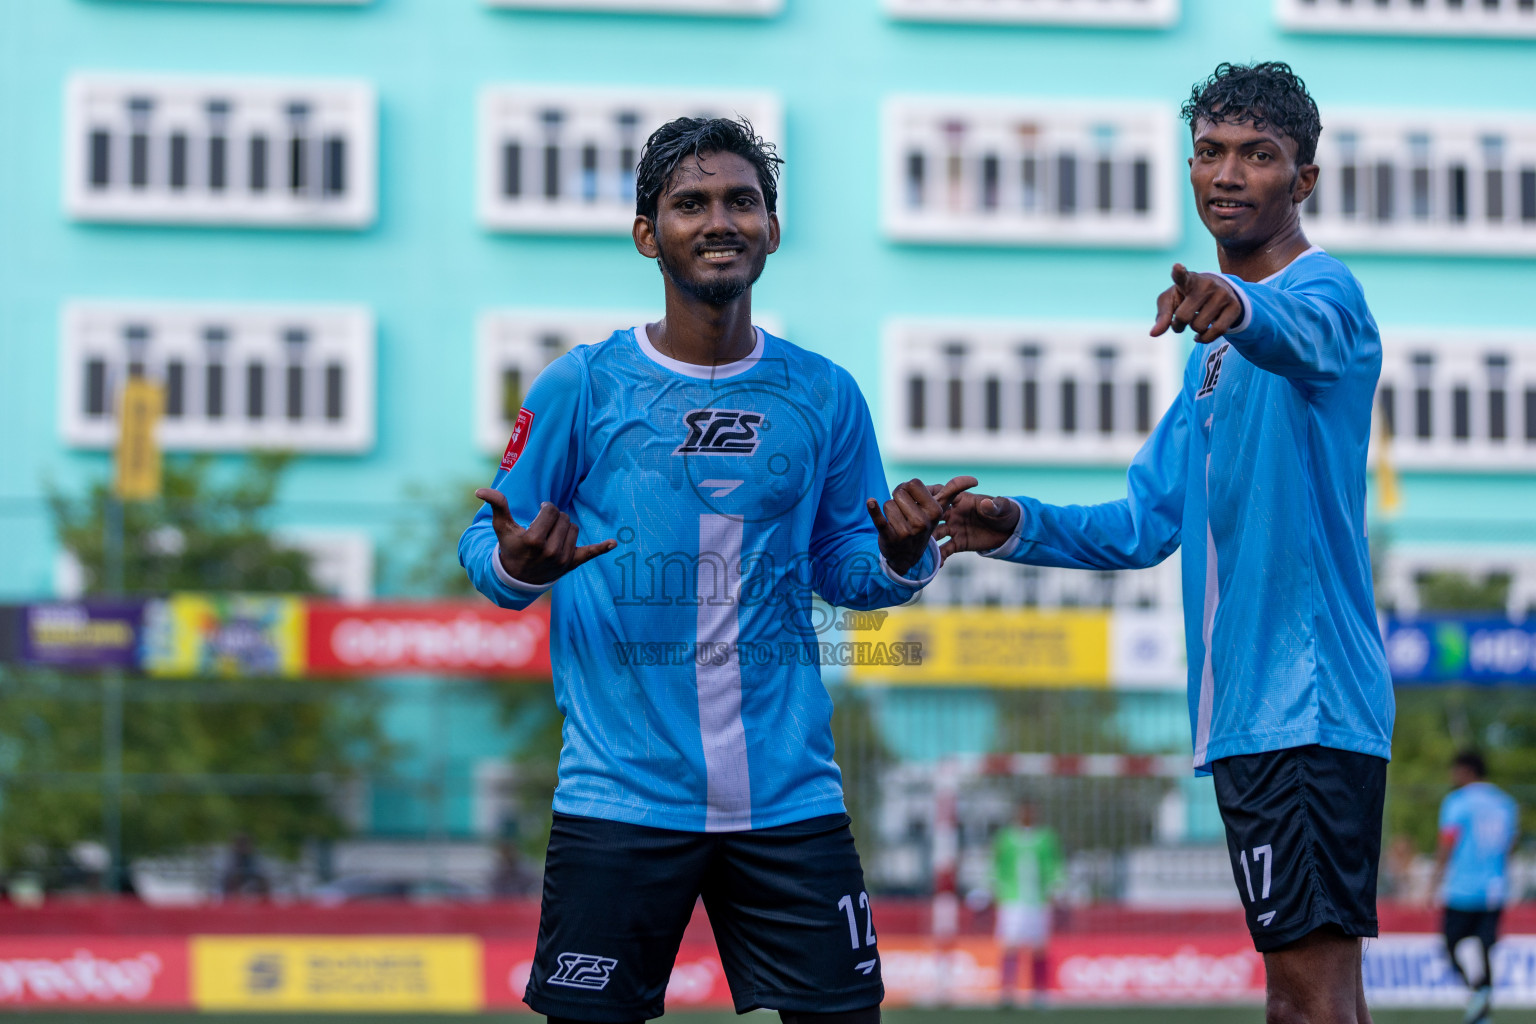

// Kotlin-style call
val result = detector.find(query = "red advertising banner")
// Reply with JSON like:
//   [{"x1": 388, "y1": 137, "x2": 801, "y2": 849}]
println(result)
[
  {"x1": 1047, "y1": 933, "x2": 1264, "y2": 1003},
  {"x1": 0, "y1": 938, "x2": 189, "y2": 1009},
  {"x1": 482, "y1": 940, "x2": 734, "y2": 1011},
  {"x1": 307, "y1": 602, "x2": 551, "y2": 677}
]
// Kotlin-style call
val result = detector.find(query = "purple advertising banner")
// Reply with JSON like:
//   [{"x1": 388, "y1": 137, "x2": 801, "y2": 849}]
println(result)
[{"x1": 21, "y1": 602, "x2": 144, "y2": 669}]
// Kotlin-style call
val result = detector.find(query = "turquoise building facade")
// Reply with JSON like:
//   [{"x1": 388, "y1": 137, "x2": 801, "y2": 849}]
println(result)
[{"x1": 2, "y1": 0, "x2": 1533, "y2": 844}]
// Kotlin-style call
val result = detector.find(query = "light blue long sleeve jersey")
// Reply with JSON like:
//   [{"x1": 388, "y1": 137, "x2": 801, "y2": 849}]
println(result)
[
  {"x1": 1439, "y1": 781, "x2": 1520, "y2": 910},
  {"x1": 986, "y1": 248, "x2": 1394, "y2": 771},
  {"x1": 461, "y1": 325, "x2": 938, "y2": 832}
]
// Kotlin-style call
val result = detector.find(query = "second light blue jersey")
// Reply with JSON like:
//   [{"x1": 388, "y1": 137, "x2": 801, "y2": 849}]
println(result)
[
  {"x1": 985, "y1": 248, "x2": 1394, "y2": 771},
  {"x1": 1441, "y1": 782, "x2": 1520, "y2": 910},
  {"x1": 460, "y1": 326, "x2": 937, "y2": 832}
]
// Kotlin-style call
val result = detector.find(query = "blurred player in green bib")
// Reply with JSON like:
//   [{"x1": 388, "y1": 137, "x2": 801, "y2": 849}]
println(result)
[{"x1": 990, "y1": 802, "x2": 1062, "y2": 1005}]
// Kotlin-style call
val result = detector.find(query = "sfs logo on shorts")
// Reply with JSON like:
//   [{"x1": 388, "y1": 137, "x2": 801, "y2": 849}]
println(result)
[
  {"x1": 548, "y1": 952, "x2": 618, "y2": 991},
  {"x1": 674, "y1": 409, "x2": 763, "y2": 456}
]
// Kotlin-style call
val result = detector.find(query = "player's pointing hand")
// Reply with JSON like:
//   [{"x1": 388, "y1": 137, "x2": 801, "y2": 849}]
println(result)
[
  {"x1": 866, "y1": 476, "x2": 977, "y2": 577},
  {"x1": 1151, "y1": 263, "x2": 1246, "y2": 345},
  {"x1": 933, "y1": 491, "x2": 1023, "y2": 564},
  {"x1": 475, "y1": 488, "x2": 617, "y2": 587}
]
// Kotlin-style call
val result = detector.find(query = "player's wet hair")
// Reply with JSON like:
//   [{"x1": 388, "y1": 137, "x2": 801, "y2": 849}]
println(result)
[
  {"x1": 1182, "y1": 62, "x2": 1322, "y2": 168},
  {"x1": 1453, "y1": 749, "x2": 1488, "y2": 779},
  {"x1": 634, "y1": 116, "x2": 782, "y2": 222}
]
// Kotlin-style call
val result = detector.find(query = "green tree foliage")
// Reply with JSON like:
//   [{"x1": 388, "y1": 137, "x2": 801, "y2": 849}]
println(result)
[{"x1": 0, "y1": 456, "x2": 387, "y2": 880}]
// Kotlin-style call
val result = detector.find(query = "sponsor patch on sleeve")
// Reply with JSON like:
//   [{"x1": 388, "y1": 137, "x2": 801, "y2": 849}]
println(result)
[{"x1": 501, "y1": 408, "x2": 535, "y2": 470}]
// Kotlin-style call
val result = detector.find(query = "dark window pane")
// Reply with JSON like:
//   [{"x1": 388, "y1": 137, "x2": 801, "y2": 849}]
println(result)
[
  {"x1": 1057, "y1": 154, "x2": 1077, "y2": 215},
  {"x1": 209, "y1": 136, "x2": 227, "y2": 191},
  {"x1": 907, "y1": 376, "x2": 925, "y2": 431},
  {"x1": 165, "y1": 361, "x2": 185, "y2": 418},
  {"x1": 1453, "y1": 387, "x2": 1470, "y2": 440},
  {"x1": 89, "y1": 130, "x2": 111, "y2": 188},
  {"x1": 906, "y1": 151, "x2": 924, "y2": 208},
  {"x1": 206, "y1": 364, "x2": 224, "y2": 419},
  {"x1": 1341, "y1": 165, "x2": 1358, "y2": 217},
  {"x1": 1374, "y1": 162, "x2": 1393, "y2": 221},
  {"x1": 249, "y1": 136, "x2": 268, "y2": 192},
  {"x1": 1379, "y1": 385, "x2": 1395, "y2": 438},
  {"x1": 130, "y1": 132, "x2": 149, "y2": 188},
  {"x1": 981, "y1": 154, "x2": 999, "y2": 210},
  {"x1": 544, "y1": 142, "x2": 560, "y2": 199},
  {"x1": 1096, "y1": 158, "x2": 1113, "y2": 212},
  {"x1": 1132, "y1": 159, "x2": 1149, "y2": 213},
  {"x1": 325, "y1": 364, "x2": 345, "y2": 421},
  {"x1": 85, "y1": 359, "x2": 107, "y2": 416},
  {"x1": 1023, "y1": 380, "x2": 1038, "y2": 432},
  {"x1": 247, "y1": 363, "x2": 265, "y2": 420},
  {"x1": 1135, "y1": 380, "x2": 1151, "y2": 433},
  {"x1": 581, "y1": 143, "x2": 598, "y2": 202},
  {"x1": 1098, "y1": 380, "x2": 1114, "y2": 434},
  {"x1": 1487, "y1": 169, "x2": 1505, "y2": 222},
  {"x1": 947, "y1": 376, "x2": 963, "y2": 431},
  {"x1": 1491, "y1": 389, "x2": 1507, "y2": 441},
  {"x1": 286, "y1": 364, "x2": 304, "y2": 420},
  {"x1": 501, "y1": 368, "x2": 522, "y2": 421},
  {"x1": 1416, "y1": 387, "x2": 1433, "y2": 439},
  {"x1": 324, "y1": 136, "x2": 346, "y2": 196},
  {"x1": 985, "y1": 377, "x2": 1000, "y2": 431},
  {"x1": 289, "y1": 135, "x2": 307, "y2": 194},
  {"x1": 1061, "y1": 379, "x2": 1077, "y2": 434},
  {"x1": 1450, "y1": 165, "x2": 1467, "y2": 221},
  {"x1": 169, "y1": 133, "x2": 187, "y2": 190},
  {"x1": 1523, "y1": 169, "x2": 1536, "y2": 222},
  {"x1": 1526, "y1": 388, "x2": 1536, "y2": 441},
  {"x1": 503, "y1": 142, "x2": 522, "y2": 198}
]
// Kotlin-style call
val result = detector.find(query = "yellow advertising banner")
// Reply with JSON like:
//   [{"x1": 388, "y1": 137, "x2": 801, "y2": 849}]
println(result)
[
  {"x1": 114, "y1": 377, "x2": 164, "y2": 501},
  {"x1": 191, "y1": 936, "x2": 482, "y2": 1012},
  {"x1": 845, "y1": 607, "x2": 1111, "y2": 687},
  {"x1": 143, "y1": 594, "x2": 307, "y2": 678}
]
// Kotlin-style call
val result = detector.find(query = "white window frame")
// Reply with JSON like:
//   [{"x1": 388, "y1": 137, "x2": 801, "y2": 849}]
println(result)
[
  {"x1": 1376, "y1": 546, "x2": 1536, "y2": 620},
  {"x1": 478, "y1": 85, "x2": 783, "y2": 235},
  {"x1": 885, "y1": 0, "x2": 1178, "y2": 27},
  {"x1": 1302, "y1": 109, "x2": 1536, "y2": 256},
  {"x1": 484, "y1": 0, "x2": 780, "y2": 14},
  {"x1": 477, "y1": 309, "x2": 783, "y2": 453},
  {"x1": 65, "y1": 73, "x2": 376, "y2": 228},
  {"x1": 1277, "y1": 0, "x2": 1536, "y2": 38},
  {"x1": 60, "y1": 301, "x2": 375, "y2": 453},
  {"x1": 883, "y1": 318, "x2": 1180, "y2": 465},
  {"x1": 882, "y1": 96, "x2": 1179, "y2": 248},
  {"x1": 1374, "y1": 329, "x2": 1536, "y2": 471}
]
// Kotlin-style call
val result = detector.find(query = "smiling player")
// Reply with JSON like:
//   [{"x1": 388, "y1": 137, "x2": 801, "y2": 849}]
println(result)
[
  {"x1": 461, "y1": 117, "x2": 972, "y2": 1024},
  {"x1": 938, "y1": 63, "x2": 1394, "y2": 1024}
]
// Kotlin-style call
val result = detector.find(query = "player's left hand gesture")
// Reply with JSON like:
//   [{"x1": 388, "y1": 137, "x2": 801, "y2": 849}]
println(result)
[
  {"x1": 1152, "y1": 263, "x2": 1245, "y2": 345},
  {"x1": 866, "y1": 476, "x2": 978, "y2": 577}
]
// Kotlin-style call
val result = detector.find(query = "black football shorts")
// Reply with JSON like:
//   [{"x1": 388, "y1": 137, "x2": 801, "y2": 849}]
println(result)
[
  {"x1": 1212, "y1": 744, "x2": 1387, "y2": 953},
  {"x1": 524, "y1": 811, "x2": 884, "y2": 1021}
]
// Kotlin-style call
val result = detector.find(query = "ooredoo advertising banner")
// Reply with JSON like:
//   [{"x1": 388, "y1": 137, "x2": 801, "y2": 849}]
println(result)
[
  {"x1": 1047, "y1": 933, "x2": 1265, "y2": 1003},
  {"x1": 0, "y1": 938, "x2": 188, "y2": 1009},
  {"x1": 307, "y1": 602, "x2": 551, "y2": 677},
  {"x1": 1363, "y1": 934, "x2": 1536, "y2": 1008},
  {"x1": 190, "y1": 935, "x2": 482, "y2": 1012}
]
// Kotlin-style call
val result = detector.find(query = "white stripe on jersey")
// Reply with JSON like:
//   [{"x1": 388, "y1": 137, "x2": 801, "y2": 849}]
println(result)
[
  {"x1": 1194, "y1": 454, "x2": 1217, "y2": 769},
  {"x1": 697, "y1": 513, "x2": 752, "y2": 831}
]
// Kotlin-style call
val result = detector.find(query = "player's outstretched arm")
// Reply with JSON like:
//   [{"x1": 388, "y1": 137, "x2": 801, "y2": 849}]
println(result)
[
  {"x1": 932, "y1": 492, "x2": 1022, "y2": 564},
  {"x1": 1154, "y1": 261, "x2": 1363, "y2": 387},
  {"x1": 865, "y1": 476, "x2": 977, "y2": 577},
  {"x1": 473, "y1": 488, "x2": 616, "y2": 587}
]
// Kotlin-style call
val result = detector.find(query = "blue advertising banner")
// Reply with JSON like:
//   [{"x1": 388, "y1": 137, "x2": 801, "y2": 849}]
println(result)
[
  {"x1": 1384, "y1": 616, "x2": 1536, "y2": 684},
  {"x1": 20, "y1": 601, "x2": 144, "y2": 669}
]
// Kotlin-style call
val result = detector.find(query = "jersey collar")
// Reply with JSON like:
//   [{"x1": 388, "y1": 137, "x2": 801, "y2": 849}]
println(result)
[{"x1": 632, "y1": 324, "x2": 766, "y2": 380}]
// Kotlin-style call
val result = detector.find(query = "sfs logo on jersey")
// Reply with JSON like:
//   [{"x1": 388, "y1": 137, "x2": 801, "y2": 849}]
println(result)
[
  {"x1": 674, "y1": 409, "x2": 763, "y2": 456},
  {"x1": 1197, "y1": 342, "x2": 1231, "y2": 399},
  {"x1": 501, "y1": 408, "x2": 535, "y2": 470},
  {"x1": 548, "y1": 952, "x2": 618, "y2": 991}
]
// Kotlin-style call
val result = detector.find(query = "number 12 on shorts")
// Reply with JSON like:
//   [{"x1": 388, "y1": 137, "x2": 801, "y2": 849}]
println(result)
[
  {"x1": 837, "y1": 892, "x2": 877, "y2": 949},
  {"x1": 1238, "y1": 844, "x2": 1274, "y2": 903}
]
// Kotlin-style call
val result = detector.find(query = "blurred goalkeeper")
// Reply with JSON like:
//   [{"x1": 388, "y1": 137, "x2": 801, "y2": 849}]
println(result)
[
  {"x1": 990, "y1": 801, "x2": 1061, "y2": 1005},
  {"x1": 939, "y1": 63, "x2": 1393, "y2": 1024}
]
